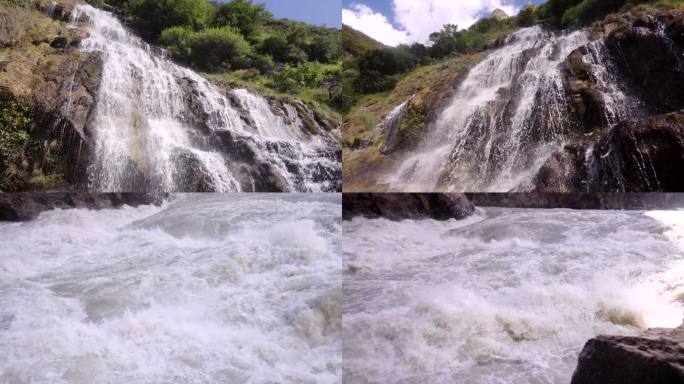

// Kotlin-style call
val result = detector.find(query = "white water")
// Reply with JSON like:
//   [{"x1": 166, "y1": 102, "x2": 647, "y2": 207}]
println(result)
[
  {"x1": 0, "y1": 194, "x2": 342, "y2": 383},
  {"x1": 383, "y1": 26, "x2": 631, "y2": 192},
  {"x1": 343, "y1": 208, "x2": 684, "y2": 383},
  {"x1": 70, "y1": 5, "x2": 339, "y2": 192}
]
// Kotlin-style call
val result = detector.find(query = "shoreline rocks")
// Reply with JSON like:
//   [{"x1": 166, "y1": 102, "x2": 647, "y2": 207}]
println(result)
[
  {"x1": 0, "y1": 192, "x2": 167, "y2": 221},
  {"x1": 466, "y1": 193, "x2": 684, "y2": 210},
  {"x1": 342, "y1": 193, "x2": 474, "y2": 221},
  {"x1": 571, "y1": 321, "x2": 684, "y2": 384}
]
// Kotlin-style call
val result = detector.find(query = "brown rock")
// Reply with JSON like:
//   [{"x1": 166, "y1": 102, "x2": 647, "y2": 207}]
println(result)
[
  {"x1": 571, "y1": 322, "x2": 684, "y2": 384},
  {"x1": 342, "y1": 193, "x2": 474, "y2": 221}
]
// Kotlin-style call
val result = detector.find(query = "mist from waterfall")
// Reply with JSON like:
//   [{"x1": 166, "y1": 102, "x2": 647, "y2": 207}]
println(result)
[{"x1": 70, "y1": 5, "x2": 340, "y2": 193}]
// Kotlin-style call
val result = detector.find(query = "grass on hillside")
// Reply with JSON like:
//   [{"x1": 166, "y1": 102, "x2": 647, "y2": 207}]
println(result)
[{"x1": 206, "y1": 64, "x2": 342, "y2": 123}]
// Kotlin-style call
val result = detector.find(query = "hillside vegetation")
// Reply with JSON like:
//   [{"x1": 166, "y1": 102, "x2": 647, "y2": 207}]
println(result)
[{"x1": 94, "y1": 0, "x2": 343, "y2": 117}]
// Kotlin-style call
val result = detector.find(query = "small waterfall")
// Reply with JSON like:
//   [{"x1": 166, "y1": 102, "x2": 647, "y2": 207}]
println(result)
[
  {"x1": 379, "y1": 96, "x2": 412, "y2": 153},
  {"x1": 45, "y1": 1, "x2": 56, "y2": 17},
  {"x1": 384, "y1": 26, "x2": 632, "y2": 192},
  {"x1": 70, "y1": 5, "x2": 339, "y2": 192}
]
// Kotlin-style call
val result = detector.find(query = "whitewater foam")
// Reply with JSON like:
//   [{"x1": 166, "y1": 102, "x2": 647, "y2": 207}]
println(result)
[
  {"x1": 343, "y1": 207, "x2": 684, "y2": 383},
  {"x1": 0, "y1": 194, "x2": 342, "y2": 384}
]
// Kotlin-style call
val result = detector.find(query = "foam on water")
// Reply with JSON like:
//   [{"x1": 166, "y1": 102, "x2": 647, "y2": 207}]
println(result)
[
  {"x1": 343, "y1": 208, "x2": 684, "y2": 383},
  {"x1": 0, "y1": 194, "x2": 342, "y2": 384}
]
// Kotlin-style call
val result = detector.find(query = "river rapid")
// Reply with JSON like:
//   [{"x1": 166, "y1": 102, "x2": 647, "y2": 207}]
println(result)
[
  {"x1": 0, "y1": 194, "x2": 342, "y2": 384},
  {"x1": 343, "y1": 207, "x2": 684, "y2": 384}
]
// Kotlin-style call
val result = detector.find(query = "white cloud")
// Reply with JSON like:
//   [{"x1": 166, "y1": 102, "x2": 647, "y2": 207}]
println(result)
[
  {"x1": 343, "y1": 0, "x2": 521, "y2": 46},
  {"x1": 342, "y1": 4, "x2": 410, "y2": 46}
]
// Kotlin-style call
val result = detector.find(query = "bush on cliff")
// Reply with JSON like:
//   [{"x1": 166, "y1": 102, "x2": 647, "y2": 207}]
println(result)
[{"x1": 126, "y1": 0, "x2": 214, "y2": 40}]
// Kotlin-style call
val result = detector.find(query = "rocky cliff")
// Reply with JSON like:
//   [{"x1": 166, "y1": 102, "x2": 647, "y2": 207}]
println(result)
[
  {"x1": 571, "y1": 321, "x2": 684, "y2": 384},
  {"x1": 536, "y1": 6, "x2": 684, "y2": 192},
  {"x1": 344, "y1": 4, "x2": 684, "y2": 192}
]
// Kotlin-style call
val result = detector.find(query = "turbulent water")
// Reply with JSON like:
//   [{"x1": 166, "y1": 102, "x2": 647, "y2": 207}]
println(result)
[
  {"x1": 70, "y1": 5, "x2": 340, "y2": 193},
  {"x1": 0, "y1": 194, "x2": 342, "y2": 383},
  {"x1": 343, "y1": 208, "x2": 684, "y2": 383},
  {"x1": 383, "y1": 26, "x2": 635, "y2": 192}
]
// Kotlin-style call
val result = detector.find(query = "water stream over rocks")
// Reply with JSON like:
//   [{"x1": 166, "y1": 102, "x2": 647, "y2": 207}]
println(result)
[{"x1": 69, "y1": 5, "x2": 340, "y2": 193}]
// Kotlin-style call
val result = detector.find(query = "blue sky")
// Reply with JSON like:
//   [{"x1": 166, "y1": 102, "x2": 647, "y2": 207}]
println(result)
[
  {"x1": 342, "y1": 0, "x2": 546, "y2": 45},
  {"x1": 256, "y1": 0, "x2": 342, "y2": 28}
]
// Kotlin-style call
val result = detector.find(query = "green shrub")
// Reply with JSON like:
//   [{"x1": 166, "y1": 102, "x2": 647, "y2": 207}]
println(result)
[
  {"x1": 159, "y1": 25, "x2": 195, "y2": 58},
  {"x1": 274, "y1": 62, "x2": 327, "y2": 92},
  {"x1": 259, "y1": 35, "x2": 291, "y2": 63},
  {"x1": 0, "y1": 94, "x2": 32, "y2": 167},
  {"x1": 248, "y1": 53, "x2": 274, "y2": 74},
  {"x1": 212, "y1": 0, "x2": 272, "y2": 42},
  {"x1": 188, "y1": 26, "x2": 252, "y2": 70},
  {"x1": 126, "y1": 0, "x2": 214, "y2": 40}
]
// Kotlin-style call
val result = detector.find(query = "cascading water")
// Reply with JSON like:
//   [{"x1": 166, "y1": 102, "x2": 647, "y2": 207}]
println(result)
[
  {"x1": 382, "y1": 26, "x2": 633, "y2": 192},
  {"x1": 69, "y1": 5, "x2": 340, "y2": 192}
]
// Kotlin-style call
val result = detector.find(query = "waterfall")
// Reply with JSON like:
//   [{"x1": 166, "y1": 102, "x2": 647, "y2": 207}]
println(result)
[
  {"x1": 384, "y1": 26, "x2": 632, "y2": 192},
  {"x1": 69, "y1": 5, "x2": 340, "y2": 192}
]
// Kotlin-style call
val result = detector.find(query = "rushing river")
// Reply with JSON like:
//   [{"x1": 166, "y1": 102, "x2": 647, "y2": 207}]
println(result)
[
  {"x1": 0, "y1": 194, "x2": 342, "y2": 384},
  {"x1": 343, "y1": 207, "x2": 684, "y2": 384}
]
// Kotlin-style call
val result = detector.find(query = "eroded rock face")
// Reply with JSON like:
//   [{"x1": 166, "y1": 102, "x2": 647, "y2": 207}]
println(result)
[
  {"x1": 606, "y1": 10, "x2": 684, "y2": 113},
  {"x1": 535, "y1": 111, "x2": 684, "y2": 192},
  {"x1": 342, "y1": 193, "x2": 474, "y2": 221},
  {"x1": 571, "y1": 322, "x2": 684, "y2": 384},
  {"x1": 0, "y1": 192, "x2": 166, "y2": 221}
]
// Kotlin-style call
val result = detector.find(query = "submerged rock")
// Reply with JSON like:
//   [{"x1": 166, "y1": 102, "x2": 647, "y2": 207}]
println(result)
[
  {"x1": 342, "y1": 193, "x2": 474, "y2": 221},
  {"x1": 571, "y1": 322, "x2": 684, "y2": 384}
]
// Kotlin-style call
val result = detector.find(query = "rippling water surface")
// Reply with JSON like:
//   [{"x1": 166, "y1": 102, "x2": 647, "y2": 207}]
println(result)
[
  {"x1": 343, "y1": 207, "x2": 684, "y2": 384},
  {"x1": 0, "y1": 194, "x2": 341, "y2": 384}
]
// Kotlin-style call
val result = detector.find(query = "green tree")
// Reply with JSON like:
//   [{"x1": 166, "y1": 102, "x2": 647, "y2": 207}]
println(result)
[
  {"x1": 126, "y1": 0, "x2": 214, "y2": 40},
  {"x1": 213, "y1": 0, "x2": 272, "y2": 42},
  {"x1": 159, "y1": 25, "x2": 195, "y2": 59},
  {"x1": 260, "y1": 35, "x2": 291, "y2": 63},
  {"x1": 188, "y1": 26, "x2": 252, "y2": 70}
]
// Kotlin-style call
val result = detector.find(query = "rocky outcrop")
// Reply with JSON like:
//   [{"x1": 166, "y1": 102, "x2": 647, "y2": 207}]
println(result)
[
  {"x1": 0, "y1": 0, "x2": 102, "y2": 191},
  {"x1": 535, "y1": 111, "x2": 684, "y2": 192},
  {"x1": 571, "y1": 322, "x2": 684, "y2": 384},
  {"x1": 0, "y1": 192, "x2": 167, "y2": 221},
  {"x1": 342, "y1": 193, "x2": 474, "y2": 221},
  {"x1": 491, "y1": 9, "x2": 509, "y2": 21},
  {"x1": 466, "y1": 193, "x2": 684, "y2": 210},
  {"x1": 606, "y1": 9, "x2": 684, "y2": 114}
]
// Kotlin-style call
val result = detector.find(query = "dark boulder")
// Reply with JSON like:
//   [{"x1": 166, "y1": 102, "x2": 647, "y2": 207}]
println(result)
[
  {"x1": 534, "y1": 111, "x2": 684, "y2": 192},
  {"x1": 466, "y1": 193, "x2": 684, "y2": 210},
  {"x1": 588, "y1": 111, "x2": 684, "y2": 192},
  {"x1": 606, "y1": 9, "x2": 684, "y2": 113},
  {"x1": 342, "y1": 193, "x2": 474, "y2": 221},
  {"x1": 0, "y1": 192, "x2": 167, "y2": 221},
  {"x1": 571, "y1": 322, "x2": 684, "y2": 384}
]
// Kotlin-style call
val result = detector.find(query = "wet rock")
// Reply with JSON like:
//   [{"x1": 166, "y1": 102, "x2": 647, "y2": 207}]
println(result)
[
  {"x1": 571, "y1": 322, "x2": 684, "y2": 384},
  {"x1": 535, "y1": 112, "x2": 684, "y2": 192},
  {"x1": 342, "y1": 193, "x2": 474, "y2": 221},
  {"x1": 0, "y1": 193, "x2": 167, "y2": 221},
  {"x1": 588, "y1": 111, "x2": 684, "y2": 192},
  {"x1": 606, "y1": 9, "x2": 684, "y2": 113},
  {"x1": 466, "y1": 193, "x2": 684, "y2": 210}
]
